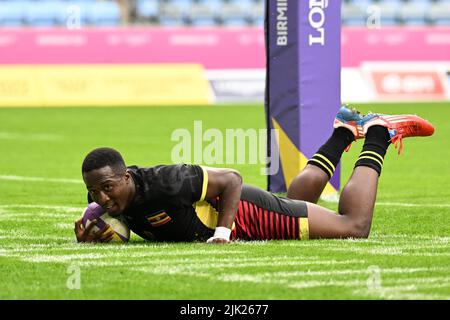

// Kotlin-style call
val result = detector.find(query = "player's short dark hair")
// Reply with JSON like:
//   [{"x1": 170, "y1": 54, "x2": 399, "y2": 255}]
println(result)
[{"x1": 82, "y1": 147, "x2": 126, "y2": 175}]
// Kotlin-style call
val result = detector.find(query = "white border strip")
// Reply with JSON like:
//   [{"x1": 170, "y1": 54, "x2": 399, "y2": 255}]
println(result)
[{"x1": 0, "y1": 175, "x2": 82, "y2": 184}]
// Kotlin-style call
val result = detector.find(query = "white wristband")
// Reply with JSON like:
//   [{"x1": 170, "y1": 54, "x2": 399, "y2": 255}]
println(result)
[
  {"x1": 214, "y1": 226, "x2": 231, "y2": 240},
  {"x1": 207, "y1": 226, "x2": 231, "y2": 243}
]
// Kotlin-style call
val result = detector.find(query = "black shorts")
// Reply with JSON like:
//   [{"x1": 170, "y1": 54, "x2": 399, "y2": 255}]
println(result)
[{"x1": 231, "y1": 185, "x2": 309, "y2": 241}]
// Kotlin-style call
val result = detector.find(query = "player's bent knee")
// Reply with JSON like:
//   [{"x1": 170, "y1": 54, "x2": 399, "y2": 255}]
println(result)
[
  {"x1": 307, "y1": 204, "x2": 371, "y2": 239},
  {"x1": 346, "y1": 219, "x2": 371, "y2": 239}
]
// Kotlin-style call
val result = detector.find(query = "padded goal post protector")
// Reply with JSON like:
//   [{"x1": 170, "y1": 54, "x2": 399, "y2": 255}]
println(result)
[{"x1": 265, "y1": 0, "x2": 342, "y2": 195}]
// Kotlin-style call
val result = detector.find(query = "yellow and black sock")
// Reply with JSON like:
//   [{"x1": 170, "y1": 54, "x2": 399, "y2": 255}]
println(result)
[
  {"x1": 355, "y1": 125, "x2": 391, "y2": 175},
  {"x1": 308, "y1": 127, "x2": 354, "y2": 179}
]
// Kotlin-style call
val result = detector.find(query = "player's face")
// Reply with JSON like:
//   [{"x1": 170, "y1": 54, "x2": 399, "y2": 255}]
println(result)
[{"x1": 83, "y1": 166, "x2": 134, "y2": 217}]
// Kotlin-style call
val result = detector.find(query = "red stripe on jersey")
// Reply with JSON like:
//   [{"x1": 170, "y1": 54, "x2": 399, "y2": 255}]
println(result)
[
  {"x1": 253, "y1": 204, "x2": 261, "y2": 239},
  {"x1": 237, "y1": 201, "x2": 246, "y2": 239},
  {"x1": 233, "y1": 203, "x2": 240, "y2": 239},
  {"x1": 274, "y1": 211, "x2": 278, "y2": 239},
  {"x1": 286, "y1": 215, "x2": 291, "y2": 239},
  {"x1": 242, "y1": 201, "x2": 248, "y2": 237},
  {"x1": 290, "y1": 217, "x2": 298, "y2": 239},
  {"x1": 275, "y1": 212, "x2": 280, "y2": 239},
  {"x1": 281, "y1": 214, "x2": 286, "y2": 239},
  {"x1": 244, "y1": 201, "x2": 252, "y2": 238},
  {"x1": 248, "y1": 203, "x2": 258, "y2": 239},
  {"x1": 247, "y1": 201, "x2": 257, "y2": 239},
  {"x1": 263, "y1": 209, "x2": 269, "y2": 239},
  {"x1": 258, "y1": 207, "x2": 264, "y2": 240},
  {"x1": 269, "y1": 211, "x2": 274, "y2": 239},
  {"x1": 242, "y1": 201, "x2": 249, "y2": 236}
]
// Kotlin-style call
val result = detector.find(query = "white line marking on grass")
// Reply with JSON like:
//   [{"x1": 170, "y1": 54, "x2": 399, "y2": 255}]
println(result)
[
  {"x1": 219, "y1": 267, "x2": 449, "y2": 284},
  {"x1": 360, "y1": 291, "x2": 449, "y2": 300},
  {"x1": 259, "y1": 235, "x2": 450, "y2": 247},
  {"x1": 130, "y1": 259, "x2": 367, "y2": 273},
  {"x1": 0, "y1": 233, "x2": 74, "y2": 242},
  {"x1": 291, "y1": 280, "x2": 450, "y2": 300},
  {"x1": 323, "y1": 198, "x2": 450, "y2": 208},
  {"x1": 352, "y1": 278, "x2": 450, "y2": 300},
  {"x1": 0, "y1": 212, "x2": 79, "y2": 221},
  {"x1": 0, "y1": 243, "x2": 170, "y2": 253},
  {"x1": 289, "y1": 279, "x2": 365, "y2": 289},
  {"x1": 326, "y1": 244, "x2": 450, "y2": 255},
  {"x1": 177, "y1": 269, "x2": 450, "y2": 300},
  {"x1": 372, "y1": 234, "x2": 450, "y2": 241},
  {"x1": 132, "y1": 259, "x2": 366, "y2": 276},
  {"x1": 4, "y1": 240, "x2": 449, "y2": 257},
  {"x1": 17, "y1": 251, "x2": 240, "y2": 263},
  {"x1": 0, "y1": 205, "x2": 84, "y2": 212},
  {"x1": 231, "y1": 240, "x2": 269, "y2": 246},
  {"x1": 376, "y1": 202, "x2": 450, "y2": 208},
  {"x1": 367, "y1": 247, "x2": 404, "y2": 255},
  {"x1": 403, "y1": 252, "x2": 450, "y2": 257},
  {"x1": 215, "y1": 272, "x2": 450, "y2": 300},
  {"x1": 54, "y1": 223, "x2": 74, "y2": 230},
  {"x1": 273, "y1": 238, "x2": 450, "y2": 253},
  {"x1": 0, "y1": 236, "x2": 74, "y2": 242},
  {"x1": 300, "y1": 266, "x2": 450, "y2": 277},
  {"x1": 0, "y1": 132, "x2": 63, "y2": 141},
  {"x1": 6, "y1": 249, "x2": 248, "y2": 263},
  {"x1": 289, "y1": 276, "x2": 450, "y2": 299},
  {"x1": 0, "y1": 175, "x2": 83, "y2": 184}
]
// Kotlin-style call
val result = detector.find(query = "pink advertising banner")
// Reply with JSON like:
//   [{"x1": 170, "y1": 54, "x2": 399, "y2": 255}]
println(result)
[
  {"x1": 0, "y1": 27, "x2": 449, "y2": 68},
  {"x1": 342, "y1": 27, "x2": 450, "y2": 67},
  {"x1": 0, "y1": 27, "x2": 265, "y2": 69}
]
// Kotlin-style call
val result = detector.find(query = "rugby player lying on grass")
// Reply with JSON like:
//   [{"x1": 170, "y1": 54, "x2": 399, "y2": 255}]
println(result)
[{"x1": 74, "y1": 107, "x2": 434, "y2": 244}]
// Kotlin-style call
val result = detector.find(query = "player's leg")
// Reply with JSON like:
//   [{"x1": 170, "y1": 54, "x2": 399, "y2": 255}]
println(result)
[
  {"x1": 307, "y1": 111, "x2": 434, "y2": 239},
  {"x1": 287, "y1": 106, "x2": 363, "y2": 203},
  {"x1": 307, "y1": 124, "x2": 388, "y2": 238},
  {"x1": 308, "y1": 164, "x2": 380, "y2": 238},
  {"x1": 286, "y1": 165, "x2": 329, "y2": 204},
  {"x1": 286, "y1": 127, "x2": 351, "y2": 204}
]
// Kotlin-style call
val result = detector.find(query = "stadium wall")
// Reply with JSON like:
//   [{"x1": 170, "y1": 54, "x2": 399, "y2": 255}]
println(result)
[{"x1": 0, "y1": 26, "x2": 449, "y2": 106}]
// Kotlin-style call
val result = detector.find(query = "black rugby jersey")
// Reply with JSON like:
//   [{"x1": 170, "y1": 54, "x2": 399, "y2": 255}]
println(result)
[
  {"x1": 95, "y1": 164, "x2": 309, "y2": 242},
  {"x1": 122, "y1": 164, "x2": 214, "y2": 242}
]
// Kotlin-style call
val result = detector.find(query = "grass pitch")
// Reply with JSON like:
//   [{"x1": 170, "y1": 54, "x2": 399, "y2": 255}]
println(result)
[{"x1": 0, "y1": 103, "x2": 449, "y2": 300}]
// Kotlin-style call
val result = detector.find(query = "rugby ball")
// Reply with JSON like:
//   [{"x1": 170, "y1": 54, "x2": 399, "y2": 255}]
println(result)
[{"x1": 82, "y1": 202, "x2": 130, "y2": 242}]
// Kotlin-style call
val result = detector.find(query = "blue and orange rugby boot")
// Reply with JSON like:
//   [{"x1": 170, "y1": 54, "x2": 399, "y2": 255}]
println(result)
[
  {"x1": 361, "y1": 112, "x2": 435, "y2": 155},
  {"x1": 333, "y1": 105, "x2": 366, "y2": 140}
]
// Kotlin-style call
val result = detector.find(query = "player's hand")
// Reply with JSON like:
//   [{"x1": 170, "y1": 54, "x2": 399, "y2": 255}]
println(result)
[
  {"x1": 206, "y1": 237, "x2": 230, "y2": 244},
  {"x1": 74, "y1": 218, "x2": 114, "y2": 243}
]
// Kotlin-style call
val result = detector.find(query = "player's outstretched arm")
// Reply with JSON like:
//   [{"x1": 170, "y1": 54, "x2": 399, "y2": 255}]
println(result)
[
  {"x1": 74, "y1": 218, "x2": 114, "y2": 243},
  {"x1": 203, "y1": 167, "x2": 243, "y2": 244}
]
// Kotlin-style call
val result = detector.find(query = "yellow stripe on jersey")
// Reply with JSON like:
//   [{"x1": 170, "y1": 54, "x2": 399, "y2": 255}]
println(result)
[
  {"x1": 299, "y1": 218, "x2": 309, "y2": 240},
  {"x1": 193, "y1": 200, "x2": 218, "y2": 230},
  {"x1": 193, "y1": 200, "x2": 236, "y2": 231},
  {"x1": 199, "y1": 166, "x2": 209, "y2": 201}
]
